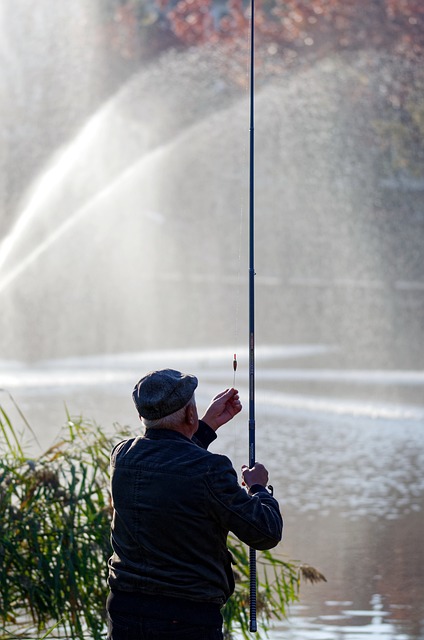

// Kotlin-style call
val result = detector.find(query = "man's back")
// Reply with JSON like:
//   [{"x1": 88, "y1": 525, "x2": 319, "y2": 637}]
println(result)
[{"x1": 108, "y1": 427, "x2": 282, "y2": 605}]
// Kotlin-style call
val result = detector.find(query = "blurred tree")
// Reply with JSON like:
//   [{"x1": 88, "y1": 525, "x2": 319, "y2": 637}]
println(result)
[{"x1": 100, "y1": 0, "x2": 424, "y2": 62}]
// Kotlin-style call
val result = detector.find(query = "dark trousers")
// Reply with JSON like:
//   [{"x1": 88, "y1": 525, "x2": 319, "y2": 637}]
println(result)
[{"x1": 107, "y1": 611, "x2": 224, "y2": 640}]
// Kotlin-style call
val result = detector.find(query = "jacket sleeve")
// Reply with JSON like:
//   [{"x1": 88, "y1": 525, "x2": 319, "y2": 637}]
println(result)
[
  {"x1": 206, "y1": 453, "x2": 283, "y2": 550},
  {"x1": 192, "y1": 420, "x2": 217, "y2": 450}
]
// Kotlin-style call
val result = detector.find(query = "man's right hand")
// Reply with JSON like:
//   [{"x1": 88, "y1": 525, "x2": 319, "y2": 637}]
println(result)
[{"x1": 241, "y1": 463, "x2": 269, "y2": 489}]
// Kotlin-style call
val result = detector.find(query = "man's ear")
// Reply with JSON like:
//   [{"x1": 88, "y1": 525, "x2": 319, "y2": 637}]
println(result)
[{"x1": 185, "y1": 403, "x2": 196, "y2": 426}]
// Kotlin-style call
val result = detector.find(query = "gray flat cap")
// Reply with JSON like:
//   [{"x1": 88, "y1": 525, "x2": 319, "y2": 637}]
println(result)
[{"x1": 132, "y1": 368, "x2": 198, "y2": 420}]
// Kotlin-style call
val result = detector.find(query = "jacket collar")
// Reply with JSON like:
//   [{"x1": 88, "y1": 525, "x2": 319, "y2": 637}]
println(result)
[{"x1": 144, "y1": 428, "x2": 192, "y2": 443}]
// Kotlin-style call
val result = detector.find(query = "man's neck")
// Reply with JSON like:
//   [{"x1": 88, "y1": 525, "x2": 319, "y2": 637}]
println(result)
[{"x1": 145, "y1": 423, "x2": 197, "y2": 439}]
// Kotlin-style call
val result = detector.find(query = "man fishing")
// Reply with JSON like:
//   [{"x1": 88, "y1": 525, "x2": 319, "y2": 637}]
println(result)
[{"x1": 107, "y1": 368, "x2": 282, "y2": 639}]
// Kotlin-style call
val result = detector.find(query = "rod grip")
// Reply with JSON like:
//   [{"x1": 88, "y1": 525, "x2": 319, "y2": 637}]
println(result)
[{"x1": 249, "y1": 546, "x2": 257, "y2": 632}]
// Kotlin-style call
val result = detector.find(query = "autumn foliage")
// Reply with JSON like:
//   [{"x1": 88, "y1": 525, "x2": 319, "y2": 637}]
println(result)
[{"x1": 104, "y1": 0, "x2": 424, "y2": 62}]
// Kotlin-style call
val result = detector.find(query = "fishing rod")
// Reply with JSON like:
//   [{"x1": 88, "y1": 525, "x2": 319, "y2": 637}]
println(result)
[
  {"x1": 248, "y1": 0, "x2": 257, "y2": 630},
  {"x1": 232, "y1": 0, "x2": 258, "y2": 628}
]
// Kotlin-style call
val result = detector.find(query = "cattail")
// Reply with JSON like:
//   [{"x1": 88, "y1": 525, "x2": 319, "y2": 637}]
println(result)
[{"x1": 300, "y1": 564, "x2": 327, "y2": 584}]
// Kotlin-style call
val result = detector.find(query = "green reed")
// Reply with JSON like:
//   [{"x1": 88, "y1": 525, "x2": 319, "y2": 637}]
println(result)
[{"x1": 0, "y1": 405, "x2": 325, "y2": 639}]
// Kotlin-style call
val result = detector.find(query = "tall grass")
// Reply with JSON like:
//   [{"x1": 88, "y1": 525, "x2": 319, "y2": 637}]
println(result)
[{"x1": 0, "y1": 403, "x2": 325, "y2": 639}]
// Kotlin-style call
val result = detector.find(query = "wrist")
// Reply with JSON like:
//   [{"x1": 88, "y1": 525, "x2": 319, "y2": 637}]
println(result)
[
  {"x1": 248, "y1": 483, "x2": 273, "y2": 496},
  {"x1": 200, "y1": 414, "x2": 219, "y2": 432}
]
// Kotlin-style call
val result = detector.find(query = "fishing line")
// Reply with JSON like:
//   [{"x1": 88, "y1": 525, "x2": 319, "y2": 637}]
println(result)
[
  {"x1": 231, "y1": 31, "x2": 252, "y2": 392},
  {"x1": 229, "y1": 18, "x2": 255, "y2": 476},
  {"x1": 231, "y1": 0, "x2": 259, "y2": 380}
]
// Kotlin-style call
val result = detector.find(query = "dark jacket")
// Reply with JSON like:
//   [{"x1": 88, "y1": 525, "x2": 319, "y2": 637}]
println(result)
[{"x1": 108, "y1": 420, "x2": 282, "y2": 607}]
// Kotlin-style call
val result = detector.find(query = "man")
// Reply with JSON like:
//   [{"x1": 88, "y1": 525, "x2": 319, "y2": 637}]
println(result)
[{"x1": 107, "y1": 368, "x2": 282, "y2": 640}]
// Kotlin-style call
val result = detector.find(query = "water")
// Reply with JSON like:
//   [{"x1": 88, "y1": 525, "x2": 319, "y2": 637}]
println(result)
[{"x1": 1, "y1": 345, "x2": 423, "y2": 639}]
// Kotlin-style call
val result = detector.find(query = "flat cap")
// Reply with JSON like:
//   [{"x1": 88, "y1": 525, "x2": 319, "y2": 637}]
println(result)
[{"x1": 132, "y1": 368, "x2": 198, "y2": 420}]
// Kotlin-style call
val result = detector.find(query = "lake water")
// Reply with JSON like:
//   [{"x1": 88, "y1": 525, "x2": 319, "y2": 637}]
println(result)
[{"x1": 1, "y1": 345, "x2": 423, "y2": 639}]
